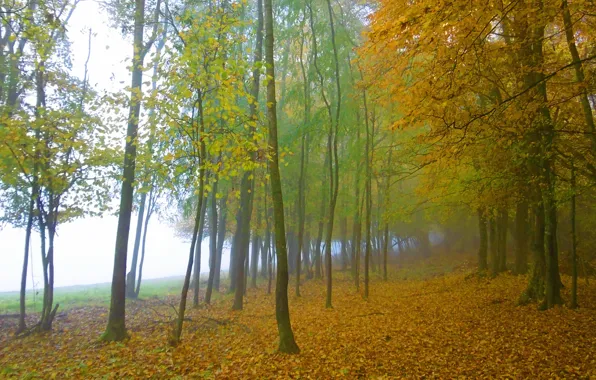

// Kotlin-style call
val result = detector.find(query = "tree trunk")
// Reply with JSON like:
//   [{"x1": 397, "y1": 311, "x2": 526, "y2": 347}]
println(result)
[
  {"x1": 131, "y1": 19, "x2": 166, "y2": 297},
  {"x1": 570, "y1": 162, "x2": 578, "y2": 309},
  {"x1": 363, "y1": 87, "x2": 372, "y2": 299},
  {"x1": 296, "y1": 14, "x2": 311, "y2": 294},
  {"x1": 232, "y1": 0, "x2": 263, "y2": 309},
  {"x1": 170, "y1": 189, "x2": 205, "y2": 345},
  {"x1": 103, "y1": 0, "x2": 152, "y2": 342},
  {"x1": 265, "y1": 0, "x2": 299, "y2": 352},
  {"x1": 340, "y1": 216, "x2": 348, "y2": 271},
  {"x1": 303, "y1": 228, "x2": 312, "y2": 279},
  {"x1": 214, "y1": 193, "x2": 227, "y2": 291},
  {"x1": 497, "y1": 208, "x2": 508, "y2": 273},
  {"x1": 382, "y1": 148, "x2": 392, "y2": 281},
  {"x1": 135, "y1": 190, "x2": 154, "y2": 296},
  {"x1": 323, "y1": 0, "x2": 341, "y2": 309},
  {"x1": 520, "y1": 204, "x2": 546, "y2": 305},
  {"x1": 261, "y1": 226, "x2": 270, "y2": 278},
  {"x1": 126, "y1": 194, "x2": 146, "y2": 299},
  {"x1": 17, "y1": 187, "x2": 36, "y2": 334},
  {"x1": 244, "y1": 239, "x2": 249, "y2": 295},
  {"x1": 477, "y1": 209, "x2": 488, "y2": 272},
  {"x1": 251, "y1": 234, "x2": 260, "y2": 289},
  {"x1": 229, "y1": 220, "x2": 238, "y2": 292},
  {"x1": 205, "y1": 177, "x2": 219, "y2": 304},
  {"x1": 193, "y1": 192, "x2": 208, "y2": 307},
  {"x1": 489, "y1": 216, "x2": 498, "y2": 276},
  {"x1": 40, "y1": 225, "x2": 57, "y2": 331},
  {"x1": 514, "y1": 200, "x2": 529, "y2": 274}
]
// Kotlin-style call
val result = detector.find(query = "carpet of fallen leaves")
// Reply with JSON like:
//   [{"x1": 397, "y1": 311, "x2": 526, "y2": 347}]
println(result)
[{"x1": 1, "y1": 265, "x2": 596, "y2": 378}]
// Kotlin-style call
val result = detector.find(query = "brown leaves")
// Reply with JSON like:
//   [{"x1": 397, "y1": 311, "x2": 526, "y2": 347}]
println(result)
[{"x1": 1, "y1": 266, "x2": 596, "y2": 378}]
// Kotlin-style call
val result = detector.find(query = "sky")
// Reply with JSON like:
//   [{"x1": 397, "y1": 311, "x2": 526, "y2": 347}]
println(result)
[{"x1": 0, "y1": 1, "x2": 232, "y2": 292}]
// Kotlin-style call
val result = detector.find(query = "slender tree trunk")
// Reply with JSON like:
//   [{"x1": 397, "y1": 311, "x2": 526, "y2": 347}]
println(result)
[
  {"x1": 570, "y1": 162, "x2": 578, "y2": 309},
  {"x1": 265, "y1": 189, "x2": 272, "y2": 294},
  {"x1": 135, "y1": 190, "x2": 153, "y2": 296},
  {"x1": 267, "y1": 235, "x2": 273, "y2": 295},
  {"x1": 172, "y1": 84, "x2": 208, "y2": 343},
  {"x1": 489, "y1": 216, "x2": 498, "y2": 276},
  {"x1": 323, "y1": 0, "x2": 341, "y2": 309},
  {"x1": 363, "y1": 91, "x2": 372, "y2": 299},
  {"x1": 170, "y1": 189, "x2": 205, "y2": 346},
  {"x1": 314, "y1": 149, "x2": 327, "y2": 280},
  {"x1": 314, "y1": 198, "x2": 325, "y2": 279},
  {"x1": 382, "y1": 148, "x2": 392, "y2": 281},
  {"x1": 497, "y1": 208, "x2": 508, "y2": 273},
  {"x1": 261, "y1": 226, "x2": 270, "y2": 278},
  {"x1": 193, "y1": 192, "x2": 208, "y2": 307},
  {"x1": 244, "y1": 236, "x2": 250, "y2": 295},
  {"x1": 296, "y1": 15, "x2": 310, "y2": 294},
  {"x1": 103, "y1": 0, "x2": 152, "y2": 342},
  {"x1": 215, "y1": 193, "x2": 227, "y2": 291},
  {"x1": 340, "y1": 216, "x2": 348, "y2": 271},
  {"x1": 303, "y1": 228, "x2": 312, "y2": 279},
  {"x1": 205, "y1": 176, "x2": 219, "y2": 304},
  {"x1": 265, "y1": 0, "x2": 299, "y2": 352},
  {"x1": 364, "y1": 177, "x2": 372, "y2": 299},
  {"x1": 17, "y1": 187, "x2": 36, "y2": 334},
  {"x1": 477, "y1": 209, "x2": 488, "y2": 272},
  {"x1": 514, "y1": 200, "x2": 529, "y2": 274},
  {"x1": 40, "y1": 224, "x2": 57, "y2": 331},
  {"x1": 232, "y1": 0, "x2": 263, "y2": 309},
  {"x1": 251, "y1": 234, "x2": 260, "y2": 288},
  {"x1": 126, "y1": 195, "x2": 145, "y2": 299},
  {"x1": 37, "y1": 215, "x2": 48, "y2": 322},
  {"x1": 229, "y1": 220, "x2": 238, "y2": 292},
  {"x1": 131, "y1": 22, "x2": 166, "y2": 297}
]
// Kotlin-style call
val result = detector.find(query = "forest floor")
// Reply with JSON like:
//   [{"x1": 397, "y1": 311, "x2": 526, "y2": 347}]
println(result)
[{"x1": 1, "y1": 254, "x2": 595, "y2": 379}]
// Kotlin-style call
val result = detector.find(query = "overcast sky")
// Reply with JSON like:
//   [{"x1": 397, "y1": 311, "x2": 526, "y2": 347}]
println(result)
[{"x1": 0, "y1": 1, "x2": 231, "y2": 292}]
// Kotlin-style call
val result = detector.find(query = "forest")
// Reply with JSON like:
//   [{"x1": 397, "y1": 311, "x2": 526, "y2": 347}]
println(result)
[{"x1": 1, "y1": 0, "x2": 596, "y2": 377}]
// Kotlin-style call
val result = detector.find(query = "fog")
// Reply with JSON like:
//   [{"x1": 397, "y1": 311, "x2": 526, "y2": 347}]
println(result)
[{"x1": 0, "y1": 217, "x2": 230, "y2": 292}]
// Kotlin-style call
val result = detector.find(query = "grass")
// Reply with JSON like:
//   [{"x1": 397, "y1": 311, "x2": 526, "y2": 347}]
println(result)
[
  {"x1": 0, "y1": 253, "x2": 468, "y2": 315},
  {"x1": 0, "y1": 275, "x2": 225, "y2": 315}
]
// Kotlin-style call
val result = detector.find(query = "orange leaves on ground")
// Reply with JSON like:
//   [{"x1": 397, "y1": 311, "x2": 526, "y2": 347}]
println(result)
[{"x1": 1, "y1": 265, "x2": 596, "y2": 378}]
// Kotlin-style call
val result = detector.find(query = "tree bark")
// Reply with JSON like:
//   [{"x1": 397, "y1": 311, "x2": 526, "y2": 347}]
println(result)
[
  {"x1": 570, "y1": 162, "x2": 578, "y2": 309},
  {"x1": 126, "y1": 195, "x2": 145, "y2": 299},
  {"x1": 193, "y1": 191, "x2": 208, "y2": 307},
  {"x1": 232, "y1": 0, "x2": 263, "y2": 309},
  {"x1": 265, "y1": 0, "x2": 299, "y2": 352},
  {"x1": 170, "y1": 189, "x2": 205, "y2": 345},
  {"x1": 214, "y1": 193, "x2": 227, "y2": 291},
  {"x1": 363, "y1": 87, "x2": 372, "y2": 299},
  {"x1": 514, "y1": 200, "x2": 529, "y2": 274},
  {"x1": 250, "y1": 233, "x2": 260, "y2": 289},
  {"x1": 103, "y1": 0, "x2": 158, "y2": 341},
  {"x1": 477, "y1": 209, "x2": 488, "y2": 272},
  {"x1": 497, "y1": 208, "x2": 508, "y2": 273},
  {"x1": 489, "y1": 216, "x2": 498, "y2": 276},
  {"x1": 17, "y1": 185, "x2": 37, "y2": 334},
  {"x1": 135, "y1": 190, "x2": 154, "y2": 296},
  {"x1": 205, "y1": 176, "x2": 219, "y2": 304}
]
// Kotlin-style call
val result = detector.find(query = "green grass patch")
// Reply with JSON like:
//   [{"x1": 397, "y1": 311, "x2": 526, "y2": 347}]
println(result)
[{"x1": 0, "y1": 274, "x2": 234, "y2": 314}]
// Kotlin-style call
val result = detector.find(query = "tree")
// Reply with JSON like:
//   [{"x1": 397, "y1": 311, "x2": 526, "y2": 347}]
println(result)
[
  {"x1": 264, "y1": 0, "x2": 299, "y2": 353},
  {"x1": 103, "y1": 0, "x2": 162, "y2": 341}
]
